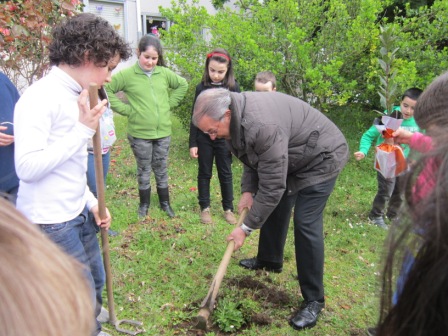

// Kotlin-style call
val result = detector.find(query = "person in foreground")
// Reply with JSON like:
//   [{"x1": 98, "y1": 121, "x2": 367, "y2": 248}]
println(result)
[
  {"x1": 14, "y1": 13, "x2": 131, "y2": 336},
  {"x1": 0, "y1": 198, "x2": 93, "y2": 336},
  {"x1": 0, "y1": 72, "x2": 20, "y2": 204},
  {"x1": 192, "y1": 88, "x2": 349, "y2": 330},
  {"x1": 374, "y1": 71, "x2": 448, "y2": 336}
]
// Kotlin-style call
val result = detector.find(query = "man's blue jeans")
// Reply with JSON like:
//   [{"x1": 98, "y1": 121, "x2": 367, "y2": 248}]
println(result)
[{"x1": 40, "y1": 206, "x2": 104, "y2": 335}]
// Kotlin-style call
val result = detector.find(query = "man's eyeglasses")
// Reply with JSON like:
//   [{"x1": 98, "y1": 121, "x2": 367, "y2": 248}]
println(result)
[{"x1": 203, "y1": 119, "x2": 221, "y2": 136}]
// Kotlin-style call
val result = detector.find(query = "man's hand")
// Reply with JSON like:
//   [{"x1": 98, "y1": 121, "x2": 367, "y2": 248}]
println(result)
[
  {"x1": 226, "y1": 227, "x2": 247, "y2": 251},
  {"x1": 90, "y1": 205, "x2": 112, "y2": 230},
  {"x1": 78, "y1": 89, "x2": 108, "y2": 130},
  {"x1": 190, "y1": 147, "x2": 198, "y2": 158},
  {"x1": 238, "y1": 192, "x2": 253, "y2": 213},
  {"x1": 0, "y1": 125, "x2": 14, "y2": 147}
]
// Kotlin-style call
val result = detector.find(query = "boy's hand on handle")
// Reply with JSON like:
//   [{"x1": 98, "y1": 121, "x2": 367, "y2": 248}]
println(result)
[
  {"x1": 392, "y1": 128, "x2": 414, "y2": 145},
  {"x1": 354, "y1": 151, "x2": 365, "y2": 161},
  {"x1": 78, "y1": 89, "x2": 108, "y2": 130},
  {"x1": 190, "y1": 147, "x2": 198, "y2": 158},
  {"x1": 227, "y1": 227, "x2": 247, "y2": 251},
  {"x1": 90, "y1": 205, "x2": 112, "y2": 230},
  {"x1": 238, "y1": 192, "x2": 253, "y2": 213}
]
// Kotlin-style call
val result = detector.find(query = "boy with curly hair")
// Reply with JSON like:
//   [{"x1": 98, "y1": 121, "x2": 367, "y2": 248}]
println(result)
[{"x1": 14, "y1": 13, "x2": 131, "y2": 336}]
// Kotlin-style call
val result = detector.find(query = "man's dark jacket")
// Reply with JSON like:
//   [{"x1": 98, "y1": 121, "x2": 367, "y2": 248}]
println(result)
[{"x1": 227, "y1": 91, "x2": 349, "y2": 229}]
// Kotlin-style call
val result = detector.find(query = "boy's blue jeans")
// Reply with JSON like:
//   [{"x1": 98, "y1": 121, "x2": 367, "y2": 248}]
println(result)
[
  {"x1": 87, "y1": 151, "x2": 110, "y2": 198},
  {"x1": 39, "y1": 206, "x2": 104, "y2": 335}
]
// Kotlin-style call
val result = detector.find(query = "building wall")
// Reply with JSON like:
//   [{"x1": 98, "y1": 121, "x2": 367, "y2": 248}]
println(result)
[
  {"x1": 140, "y1": 0, "x2": 221, "y2": 36},
  {"x1": 83, "y1": 0, "x2": 139, "y2": 49},
  {"x1": 81, "y1": 0, "x2": 235, "y2": 70},
  {"x1": 82, "y1": 0, "x2": 139, "y2": 69}
]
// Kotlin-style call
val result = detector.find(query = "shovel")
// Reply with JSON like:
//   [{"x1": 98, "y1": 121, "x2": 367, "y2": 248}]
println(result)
[
  {"x1": 89, "y1": 83, "x2": 144, "y2": 335},
  {"x1": 194, "y1": 207, "x2": 249, "y2": 330}
]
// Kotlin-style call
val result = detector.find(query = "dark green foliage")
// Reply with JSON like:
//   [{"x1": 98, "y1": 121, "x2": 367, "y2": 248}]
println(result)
[
  {"x1": 377, "y1": 25, "x2": 399, "y2": 114},
  {"x1": 161, "y1": 0, "x2": 447, "y2": 130}
]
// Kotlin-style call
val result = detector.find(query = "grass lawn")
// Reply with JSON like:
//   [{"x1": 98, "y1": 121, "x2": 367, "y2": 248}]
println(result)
[{"x1": 101, "y1": 105, "x2": 388, "y2": 336}]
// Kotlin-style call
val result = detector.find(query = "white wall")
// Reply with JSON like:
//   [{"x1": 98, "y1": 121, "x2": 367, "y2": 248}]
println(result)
[
  {"x1": 140, "y1": 0, "x2": 218, "y2": 15},
  {"x1": 83, "y1": 0, "x2": 140, "y2": 49}
]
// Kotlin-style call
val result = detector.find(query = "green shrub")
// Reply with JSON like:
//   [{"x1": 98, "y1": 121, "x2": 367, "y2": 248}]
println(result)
[{"x1": 214, "y1": 297, "x2": 245, "y2": 332}]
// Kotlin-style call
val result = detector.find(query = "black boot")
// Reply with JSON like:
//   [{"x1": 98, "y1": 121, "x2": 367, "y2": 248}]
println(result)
[
  {"x1": 157, "y1": 187, "x2": 175, "y2": 218},
  {"x1": 138, "y1": 188, "x2": 151, "y2": 219}
]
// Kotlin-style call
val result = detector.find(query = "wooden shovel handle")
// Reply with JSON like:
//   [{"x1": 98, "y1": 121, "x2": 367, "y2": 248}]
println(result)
[
  {"x1": 195, "y1": 207, "x2": 249, "y2": 330},
  {"x1": 88, "y1": 83, "x2": 118, "y2": 324}
]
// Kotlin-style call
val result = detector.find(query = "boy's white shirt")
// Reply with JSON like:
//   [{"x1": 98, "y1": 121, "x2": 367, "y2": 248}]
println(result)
[{"x1": 14, "y1": 66, "x2": 98, "y2": 224}]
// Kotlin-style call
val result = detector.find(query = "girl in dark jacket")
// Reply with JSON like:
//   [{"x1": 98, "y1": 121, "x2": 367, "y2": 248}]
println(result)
[{"x1": 189, "y1": 48, "x2": 239, "y2": 224}]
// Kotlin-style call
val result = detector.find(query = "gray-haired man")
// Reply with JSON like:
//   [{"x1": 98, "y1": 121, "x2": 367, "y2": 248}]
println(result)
[{"x1": 193, "y1": 88, "x2": 348, "y2": 330}]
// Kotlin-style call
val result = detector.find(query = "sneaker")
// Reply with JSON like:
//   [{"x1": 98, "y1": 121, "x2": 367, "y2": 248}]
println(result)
[
  {"x1": 368, "y1": 215, "x2": 388, "y2": 230},
  {"x1": 97, "y1": 332, "x2": 111, "y2": 336},
  {"x1": 97, "y1": 306, "x2": 109, "y2": 323},
  {"x1": 108, "y1": 229, "x2": 119, "y2": 237},
  {"x1": 223, "y1": 209, "x2": 237, "y2": 225},
  {"x1": 200, "y1": 207, "x2": 212, "y2": 224},
  {"x1": 367, "y1": 327, "x2": 377, "y2": 336},
  {"x1": 386, "y1": 214, "x2": 399, "y2": 223}
]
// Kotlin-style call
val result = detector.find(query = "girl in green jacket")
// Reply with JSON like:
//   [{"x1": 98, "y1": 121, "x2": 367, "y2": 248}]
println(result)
[{"x1": 106, "y1": 35, "x2": 188, "y2": 219}]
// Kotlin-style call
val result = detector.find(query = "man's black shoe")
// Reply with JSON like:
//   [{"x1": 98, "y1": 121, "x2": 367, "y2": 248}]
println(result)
[
  {"x1": 289, "y1": 300, "x2": 325, "y2": 330},
  {"x1": 239, "y1": 257, "x2": 283, "y2": 273}
]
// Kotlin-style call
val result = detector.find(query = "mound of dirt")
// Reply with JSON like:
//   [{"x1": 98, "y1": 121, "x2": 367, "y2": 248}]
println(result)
[
  {"x1": 228, "y1": 275, "x2": 293, "y2": 306},
  {"x1": 250, "y1": 312, "x2": 272, "y2": 325}
]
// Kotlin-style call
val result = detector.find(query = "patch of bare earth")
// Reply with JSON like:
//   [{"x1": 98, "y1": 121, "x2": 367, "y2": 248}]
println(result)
[{"x1": 172, "y1": 275, "x2": 293, "y2": 334}]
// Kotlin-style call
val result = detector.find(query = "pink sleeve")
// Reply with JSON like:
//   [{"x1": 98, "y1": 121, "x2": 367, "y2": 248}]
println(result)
[{"x1": 409, "y1": 132, "x2": 432, "y2": 153}]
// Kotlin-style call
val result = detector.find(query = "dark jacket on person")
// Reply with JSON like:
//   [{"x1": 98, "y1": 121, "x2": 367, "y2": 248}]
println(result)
[
  {"x1": 227, "y1": 91, "x2": 349, "y2": 229},
  {"x1": 0, "y1": 72, "x2": 20, "y2": 192}
]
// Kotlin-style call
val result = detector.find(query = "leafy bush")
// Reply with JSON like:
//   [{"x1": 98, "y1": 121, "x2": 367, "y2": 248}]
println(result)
[
  {"x1": 161, "y1": 0, "x2": 448, "y2": 128},
  {"x1": 214, "y1": 297, "x2": 245, "y2": 332},
  {"x1": 0, "y1": 0, "x2": 83, "y2": 91}
]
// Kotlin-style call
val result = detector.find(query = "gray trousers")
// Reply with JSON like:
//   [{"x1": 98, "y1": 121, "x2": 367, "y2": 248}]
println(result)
[
  {"x1": 127, "y1": 134, "x2": 171, "y2": 190},
  {"x1": 369, "y1": 171, "x2": 402, "y2": 218}
]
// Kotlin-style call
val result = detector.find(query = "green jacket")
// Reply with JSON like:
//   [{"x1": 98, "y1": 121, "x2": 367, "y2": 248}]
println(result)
[
  {"x1": 105, "y1": 62, "x2": 188, "y2": 139},
  {"x1": 358, "y1": 115, "x2": 420, "y2": 158}
]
